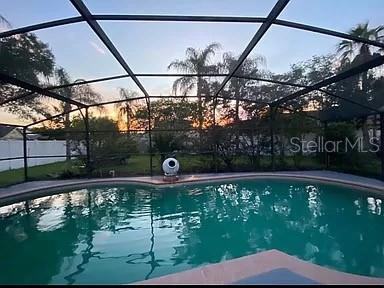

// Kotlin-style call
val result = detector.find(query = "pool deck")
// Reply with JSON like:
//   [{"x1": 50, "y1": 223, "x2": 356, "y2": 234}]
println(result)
[
  {"x1": 0, "y1": 170, "x2": 383, "y2": 206},
  {"x1": 136, "y1": 249, "x2": 384, "y2": 285}
]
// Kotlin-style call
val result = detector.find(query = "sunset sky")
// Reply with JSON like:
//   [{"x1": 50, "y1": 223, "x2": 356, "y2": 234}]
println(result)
[{"x1": 1, "y1": 0, "x2": 383, "y2": 125}]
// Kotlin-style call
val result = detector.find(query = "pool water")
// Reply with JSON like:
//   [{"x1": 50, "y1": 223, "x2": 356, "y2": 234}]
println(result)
[{"x1": 0, "y1": 179, "x2": 383, "y2": 284}]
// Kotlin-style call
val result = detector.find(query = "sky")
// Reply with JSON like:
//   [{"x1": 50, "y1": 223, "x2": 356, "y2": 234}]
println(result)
[{"x1": 1, "y1": 0, "x2": 384, "y2": 125}]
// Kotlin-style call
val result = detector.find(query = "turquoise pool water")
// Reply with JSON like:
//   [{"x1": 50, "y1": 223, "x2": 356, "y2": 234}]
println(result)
[{"x1": 0, "y1": 178, "x2": 383, "y2": 284}]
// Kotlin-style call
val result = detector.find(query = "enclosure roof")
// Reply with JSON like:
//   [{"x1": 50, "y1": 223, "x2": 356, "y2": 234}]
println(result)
[{"x1": 1, "y1": 0, "x2": 384, "y2": 126}]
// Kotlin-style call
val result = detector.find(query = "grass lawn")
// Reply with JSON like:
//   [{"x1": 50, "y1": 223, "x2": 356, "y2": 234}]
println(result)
[
  {"x1": 92, "y1": 154, "x2": 325, "y2": 176},
  {"x1": 0, "y1": 161, "x2": 82, "y2": 187},
  {"x1": 0, "y1": 154, "x2": 381, "y2": 188},
  {"x1": 93, "y1": 154, "x2": 216, "y2": 176},
  {"x1": 329, "y1": 160, "x2": 381, "y2": 178},
  {"x1": 92, "y1": 154, "x2": 159, "y2": 177}
]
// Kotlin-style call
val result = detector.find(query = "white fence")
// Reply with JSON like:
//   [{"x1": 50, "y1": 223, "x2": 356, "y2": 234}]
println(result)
[{"x1": 0, "y1": 140, "x2": 67, "y2": 171}]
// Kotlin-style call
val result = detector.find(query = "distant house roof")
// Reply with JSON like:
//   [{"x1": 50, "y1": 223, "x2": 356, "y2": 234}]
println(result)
[
  {"x1": 0, "y1": 125, "x2": 17, "y2": 138},
  {"x1": 0, "y1": 125, "x2": 46, "y2": 140}
]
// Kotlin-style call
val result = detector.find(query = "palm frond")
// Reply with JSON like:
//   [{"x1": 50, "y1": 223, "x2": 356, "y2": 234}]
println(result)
[
  {"x1": 337, "y1": 39, "x2": 355, "y2": 61},
  {"x1": 0, "y1": 15, "x2": 11, "y2": 29},
  {"x1": 118, "y1": 87, "x2": 139, "y2": 100},
  {"x1": 252, "y1": 54, "x2": 267, "y2": 67},
  {"x1": 337, "y1": 40, "x2": 353, "y2": 53},
  {"x1": 172, "y1": 76, "x2": 195, "y2": 96},
  {"x1": 115, "y1": 88, "x2": 139, "y2": 116},
  {"x1": 167, "y1": 59, "x2": 195, "y2": 73},
  {"x1": 185, "y1": 47, "x2": 199, "y2": 60},
  {"x1": 374, "y1": 25, "x2": 384, "y2": 35},
  {"x1": 200, "y1": 42, "x2": 221, "y2": 65}
]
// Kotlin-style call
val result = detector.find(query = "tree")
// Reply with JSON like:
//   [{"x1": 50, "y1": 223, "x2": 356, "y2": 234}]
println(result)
[
  {"x1": 54, "y1": 67, "x2": 102, "y2": 160},
  {"x1": 70, "y1": 116, "x2": 138, "y2": 172},
  {"x1": 219, "y1": 53, "x2": 265, "y2": 122},
  {"x1": 337, "y1": 22, "x2": 384, "y2": 85},
  {"x1": 212, "y1": 126, "x2": 237, "y2": 171},
  {"x1": 168, "y1": 43, "x2": 221, "y2": 137},
  {"x1": 135, "y1": 98, "x2": 196, "y2": 131},
  {"x1": 277, "y1": 111, "x2": 319, "y2": 168},
  {"x1": 337, "y1": 22, "x2": 384, "y2": 149},
  {"x1": 0, "y1": 31, "x2": 55, "y2": 120},
  {"x1": 218, "y1": 53, "x2": 266, "y2": 149},
  {"x1": 135, "y1": 98, "x2": 197, "y2": 161},
  {"x1": 0, "y1": 34, "x2": 54, "y2": 84},
  {"x1": 54, "y1": 68, "x2": 74, "y2": 161},
  {"x1": 235, "y1": 113, "x2": 272, "y2": 169},
  {"x1": 271, "y1": 54, "x2": 336, "y2": 108},
  {"x1": 114, "y1": 88, "x2": 139, "y2": 134},
  {"x1": 152, "y1": 132, "x2": 182, "y2": 163},
  {"x1": 323, "y1": 122, "x2": 359, "y2": 169}
]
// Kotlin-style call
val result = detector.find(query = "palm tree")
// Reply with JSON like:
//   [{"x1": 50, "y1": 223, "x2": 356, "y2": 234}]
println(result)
[
  {"x1": 337, "y1": 22, "x2": 384, "y2": 148},
  {"x1": 168, "y1": 42, "x2": 221, "y2": 136},
  {"x1": 337, "y1": 22, "x2": 384, "y2": 91},
  {"x1": 114, "y1": 88, "x2": 139, "y2": 134},
  {"x1": 55, "y1": 67, "x2": 102, "y2": 160},
  {"x1": 55, "y1": 68, "x2": 74, "y2": 160}
]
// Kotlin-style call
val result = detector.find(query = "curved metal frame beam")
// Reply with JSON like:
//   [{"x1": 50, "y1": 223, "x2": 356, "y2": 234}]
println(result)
[
  {"x1": 2, "y1": 71, "x2": 381, "y2": 119},
  {"x1": 0, "y1": 17, "x2": 83, "y2": 38},
  {"x1": 0, "y1": 122, "x2": 25, "y2": 128},
  {"x1": 24, "y1": 95, "x2": 269, "y2": 127},
  {"x1": 0, "y1": 73, "x2": 282, "y2": 107},
  {"x1": 0, "y1": 72, "x2": 87, "y2": 108},
  {"x1": 272, "y1": 55, "x2": 384, "y2": 109},
  {"x1": 0, "y1": 73, "x2": 232, "y2": 106},
  {"x1": 273, "y1": 19, "x2": 384, "y2": 49},
  {"x1": 69, "y1": 0, "x2": 150, "y2": 101},
  {"x1": 1, "y1": 15, "x2": 383, "y2": 49},
  {"x1": 213, "y1": 0, "x2": 290, "y2": 98},
  {"x1": 26, "y1": 106, "x2": 84, "y2": 128},
  {"x1": 93, "y1": 14, "x2": 267, "y2": 23},
  {"x1": 234, "y1": 75, "x2": 382, "y2": 113},
  {"x1": 1, "y1": 0, "x2": 383, "y2": 127}
]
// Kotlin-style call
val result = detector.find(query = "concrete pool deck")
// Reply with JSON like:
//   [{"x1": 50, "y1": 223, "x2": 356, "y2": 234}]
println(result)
[
  {"x1": 0, "y1": 170, "x2": 383, "y2": 206},
  {"x1": 136, "y1": 249, "x2": 384, "y2": 285}
]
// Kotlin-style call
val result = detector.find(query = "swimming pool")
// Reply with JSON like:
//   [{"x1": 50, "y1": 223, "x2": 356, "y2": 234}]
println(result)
[{"x1": 0, "y1": 178, "x2": 383, "y2": 284}]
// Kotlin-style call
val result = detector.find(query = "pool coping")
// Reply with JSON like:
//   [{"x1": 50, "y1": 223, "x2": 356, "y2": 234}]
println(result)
[
  {"x1": 0, "y1": 170, "x2": 383, "y2": 206},
  {"x1": 135, "y1": 249, "x2": 384, "y2": 285}
]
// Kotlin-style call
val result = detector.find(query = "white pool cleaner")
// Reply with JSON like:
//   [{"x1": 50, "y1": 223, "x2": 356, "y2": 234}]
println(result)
[{"x1": 162, "y1": 157, "x2": 179, "y2": 182}]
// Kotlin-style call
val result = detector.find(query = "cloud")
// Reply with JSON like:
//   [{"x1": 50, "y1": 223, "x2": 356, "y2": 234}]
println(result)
[{"x1": 90, "y1": 41, "x2": 106, "y2": 55}]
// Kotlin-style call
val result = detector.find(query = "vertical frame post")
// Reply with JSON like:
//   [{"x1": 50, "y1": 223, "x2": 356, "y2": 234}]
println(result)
[
  {"x1": 213, "y1": 98, "x2": 218, "y2": 173},
  {"x1": 323, "y1": 121, "x2": 329, "y2": 169},
  {"x1": 269, "y1": 105, "x2": 276, "y2": 171},
  {"x1": 23, "y1": 127, "x2": 28, "y2": 181},
  {"x1": 380, "y1": 113, "x2": 384, "y2": 180},
  {"x1": 148, "y1": 100, "x2": 153, "y2": 176},
  {"x1": 251, "y1": 128, "x2": 255, "y2": 169},
  {"x1": 85, "y1": 107, "x2": 91, "y2": 178}
]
